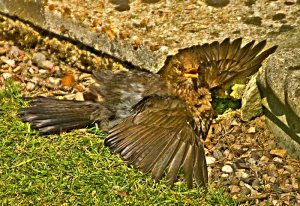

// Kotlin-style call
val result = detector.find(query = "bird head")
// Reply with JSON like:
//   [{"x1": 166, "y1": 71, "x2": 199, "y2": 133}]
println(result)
[{"x1": 161, "y1": 56, "x2": 202, "y2": 90}]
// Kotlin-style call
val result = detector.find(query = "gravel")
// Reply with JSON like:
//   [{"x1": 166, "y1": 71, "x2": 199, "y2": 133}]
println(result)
[{"x1": 0, "y1": 31, "x2": 299, "y2": 206}]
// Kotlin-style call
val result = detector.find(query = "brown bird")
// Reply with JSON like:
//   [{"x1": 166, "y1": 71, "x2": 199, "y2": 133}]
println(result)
[{"x1": 19, "y1": 38, "x2": 277, "y2": 188}]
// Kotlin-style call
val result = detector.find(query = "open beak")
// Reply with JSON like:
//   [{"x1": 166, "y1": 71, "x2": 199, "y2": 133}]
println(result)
[
  {"x1": 183, "y1": 68, "x2": 198, "y2": 79},
  {"x1": 184, "y1": 73, "x2": 198, "y2": 78}
]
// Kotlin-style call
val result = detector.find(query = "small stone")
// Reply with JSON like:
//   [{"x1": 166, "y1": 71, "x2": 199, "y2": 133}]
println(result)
[
  {"x1": 244, "y1": 0, "x2": 256, "y2": 6},
  {"x1": 222, "y1": 165, "x2": 233, "y2": 173},
  {"x1": 291, "y1": 176, "x2": 299, "y2": 190},
  {"x1": 221, "y1": 173, "x2": 229, "y2": 178},
  {"x1": 28, "y1": 67, "x2": 37, "y2": 74},
  {"x1": 247, "y1": 127, "x2": 256, "y2": 133},
  {"x1": 284, "y1": 0, "x2": 296, "y2": 5},
  {"x1": 234, "y1": 159, "x2": 249, "y2": 169},
  {"x1": 32, "y1": 52, "x2": 46, "y2": 65},
  {"x1": 205, "y1": 0, "x2": 230, "y2": 7},
  {"x1": 281, "y1": 184, "x2": 293, "y2": 192},
  {"x1": 13, "y1": 66, "x2": 22, "y2": 73},
  {"x1": 262, "y1": 174, "x2": 270, "y2": 182},
  {"x1": 260, "y1": 156, "x2": 269, "y2": 162},
  {"x1": 2, "y1": 73, "x2": 12, "y2": 79},
  {"x1": 206, "y1": 156, "x2": 216, "y2": 165},
  {"x1": 48, "y1": 77, "x2": 61, "y2": 86},
  {"x1": 64, "y1": 94, "x2": 76, "y2": 100},
  {"x1": 272, "y1": 13, "x2": 286, "y2": 21},
  {"x1": 231, "y1": 177, "x2": 240, "y2": 185},
  {"x1": 264, "y1": 184, "x2": 271, "y2": 192},
  {"x1": 213, "y1": 149, "x2": 223, "y2": 159},
  {"x1": 278, "y1": 168, "x2": 284, "y2": 174},
  {"x1": 283, "y1": 165, "x2": 295, "y2": 173},
  {"x1": 239, "y1": 181, "x2": 245, "y2": 187},
  {"x1": 38, "y1": 60, "x2": 54, "y2": 70},
  {"x1": 74, "y1": 84, "x2": 85, "y2": 92},
  {"x1": 79, "y1": 73, "x2": 92, "y2": 80},
  {"x1": 26, "y1": 82, "x2": 36, "y2": 91},
  {"x1": 252, "y1": 179, "x2": 260, "y2": 190},
  {"x1": 4, "y1": 59, "x2": 15, "y2": 67},
  {"x1": 229, "y1": 185, "x2": 240, "y2": 194},
  {"x1": 9, "y1": 46, "x2": 24, "y2": 58},
  {"x1": 0, "y1": 47, "x2": 7, "y2": 55},
  {"x1": 75, "y1": 92, "x2": 84, "y2": 101},
  {"x1": 273, "y1": 157, "x2": 283, "y2": 163},
  {"x1": 270, "y1": 177, "x2": 276, "y2": 184},
  {"x1": 223, "y1": 149, "x2": 230, "y2": 156},
  {"x1": 39, "y1": 69, "x2": 48, "y2": 74},
  {"x1": 241, "y1": 186, "x2": 251, "y2": 195},
  {"x1": 243, "y1": 16, "x2": 262, "y2": 26},
  {"x1": 248, "y1": 158, "x2": 256, "y2": 164},
  {"x1": 236, "y1": 169, "x2": 249, "y2": 179},
  {"x1": 279, "y1": 25, "x2": 294, "y2": 32},
  {"x1": 270, "y1": 149, "x2": 287, "y2": 158}
]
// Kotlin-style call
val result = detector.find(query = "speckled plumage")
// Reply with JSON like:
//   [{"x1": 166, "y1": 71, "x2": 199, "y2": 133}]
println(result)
[{"x1": 19, "y1": 38, "x2": 277, "y2": 188}]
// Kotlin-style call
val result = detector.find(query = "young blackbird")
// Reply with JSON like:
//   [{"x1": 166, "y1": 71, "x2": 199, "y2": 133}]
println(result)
[{"x1": 19, "y1": 38, "x2": 277, "y2": 188}]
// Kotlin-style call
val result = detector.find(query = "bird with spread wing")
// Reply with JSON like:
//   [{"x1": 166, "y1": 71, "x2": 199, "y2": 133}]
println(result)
[{"x1": 19, "y1": 38, "x2": 277, "y2": 188}]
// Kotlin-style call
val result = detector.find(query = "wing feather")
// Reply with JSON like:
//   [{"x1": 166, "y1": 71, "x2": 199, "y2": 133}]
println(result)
[{"x1": 105, "y1": 96, "x2": 208, "y2": 188}]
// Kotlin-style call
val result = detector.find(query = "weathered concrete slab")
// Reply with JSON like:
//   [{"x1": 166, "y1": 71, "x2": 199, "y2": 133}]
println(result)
[
  {"x1": 258, "y1": 48, "x2": 300, "y2": 160},
  {"x1": 0, "y1": 0, "x2": 299, "y2": 73}
]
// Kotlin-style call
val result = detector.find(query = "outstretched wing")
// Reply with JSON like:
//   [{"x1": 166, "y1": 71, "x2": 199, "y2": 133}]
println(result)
[
  {"x1": 169, "y1": 38, "x2": 277, "y2": 89},
  {"x1": 104, "y1": 96, "x2": 208, "y2": 188}
]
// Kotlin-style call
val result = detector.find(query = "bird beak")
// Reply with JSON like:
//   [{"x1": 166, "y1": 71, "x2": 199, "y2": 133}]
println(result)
[
  {"x1": 184, "y1": 73, "x2": 198, "y2": 78},
  {"x1": 184, "y1": 68, "x2": 198, "y2": 79}
]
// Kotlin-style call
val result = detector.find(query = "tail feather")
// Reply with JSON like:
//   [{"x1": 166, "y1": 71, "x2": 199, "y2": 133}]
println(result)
[{"x1": 19, "y1": 97, "x2": 110, "y2": 133}]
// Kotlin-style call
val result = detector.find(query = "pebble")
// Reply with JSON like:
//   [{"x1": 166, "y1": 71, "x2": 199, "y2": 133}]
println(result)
[
  {"x1": 32, "y1": 52, "x2": 46, "y2": 65},
  {"x1": 264, "y1": 184, "x2": 271, "y2": 192},
  {"x1": 260, "y1": 156, "x2": 269, "y2": 162},
  {"x1": 241, "y1": 186, "x2": 251, "y2": 195},
  {"x1": 248, "y1": 158, "x2": 256, "y2": 164},
  {"x1": 48, "y1": 77, "x2": 61, "y2": 85},
  {"x1": 26, "y1": 82, "x2": 36, "y2": 91},
  {"x1": 3, "y1": 59, "x2": 15, "y2": 67},
  {"x1": 222, "y1": 165, "x2": 233, "y2": 173},
  {"x1": 28, "y1": 66, "x2": 38, "y2": 74},
  {"x1": 270, "y1": 149, "x2": 287, "y2": 158},
  {"x1": 0, "y1": 47, "x2": 7, "y2": 55},
  {"x1": 270, "y1": 176, "x2": 276, "y2": 183},
  {"x1": 2, "y1": 73, "x2": 12, "y2": 79},
  {"x1": 236, "y1": 169, "x2": 249, "y2": 179},
  {"x1": 247, "y1": 127, "x2": 256, "y2": 134},
  {"x1": 206, "y1": 156, "x2": 216, "y2": 165},
  {"x1": 251, "y1": 179, "x2": 260, "y2": 190},
  {"x1": 221, "y1": 173, "x2": 229, "y2": 178},
  {"x1": 213, "y1": 149, "x2": 223, "y2": 159},
  {"x1": 272, "y1": 13, "x2": 286, "y2": 21},
  {"x1": 79, "y1": 73, "x2": 92, "y2": 80},
  {"x1": 205, "y1": 0, "x2": 230, "y2": 7},
  {"x1": 284, "y1": 0, "x2": 296, "y2": 5},
  {"x1": 38, "y1": 60, "x2": 54, "y2": 70},
  {"x1": 9, "y1": 46, "x2": 24, "y2": 58},
  {"x1": 75, "y1": 92, "x2": 84, "y2": 101},
  {"x1": 273, "y1": 157, "x2": 283, "y2": 163},
  {"x1": 39, "y1": 69, "x2": 48, "y2": 74},
  {"x1": 283, "y1": 165, "x2": 295, "y2": 173},
  {"x1": 229, "y1": 185, "x2": 240, "y2": 194}
]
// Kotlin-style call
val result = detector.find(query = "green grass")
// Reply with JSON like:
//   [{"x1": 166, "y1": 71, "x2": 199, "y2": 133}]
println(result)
[{"x1": 0, "y1": 80, "x2": 236, "y2": 205}]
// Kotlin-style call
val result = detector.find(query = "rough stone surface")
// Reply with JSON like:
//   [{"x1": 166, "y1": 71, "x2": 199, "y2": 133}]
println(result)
[
  {"x1": 241, "y1": 73, "x2": 262, "y2": 121},
  {"x1": 0, "y1": 0, "x2": 299, "y2": 73},
  {"x1": 258, "y1": 48, "x2": 300, "y2": 160}
]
